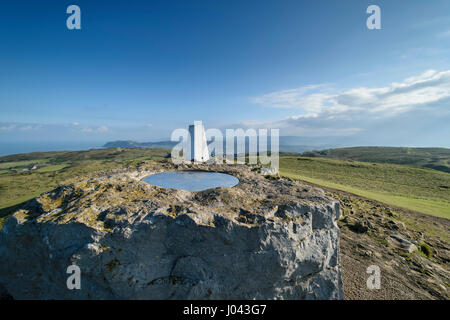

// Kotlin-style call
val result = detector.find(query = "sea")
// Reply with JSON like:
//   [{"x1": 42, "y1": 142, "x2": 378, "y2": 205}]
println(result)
[{"x1": 0, "y1": 141, "x2": 105, "y2": 157}]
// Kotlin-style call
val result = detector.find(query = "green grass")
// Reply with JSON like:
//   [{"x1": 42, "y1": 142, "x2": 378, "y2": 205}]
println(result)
[
  {"x1": 302, "y1": 146, "x2": 450, "y2": 173},
  {"x1": 280, "y1": 157, "x2": 450, "y2": 219},
  {"x1": 0, "y1": 159, "x2": 50, "y2": 170},
  {"x1": 418, "y1": 243, "x2": 432, "y2": 258},
  {"x1": 35, "y1": 164, "x2": 70, "y2": 173}
]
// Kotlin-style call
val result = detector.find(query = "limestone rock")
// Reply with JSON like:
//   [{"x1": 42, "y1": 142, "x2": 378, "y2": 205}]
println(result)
[
  {"x1": 0, "y1": 161, "x2": 343, "y2": 300},
  {"x1": 386, "y1": 220, "x2": 406, "y2": 231},
  {"x1": 261, "y1": 167, "x2": 278, "y2": 176},
  {"x1": 388, "y1": 233, "x2": 418, "y2": 253}
]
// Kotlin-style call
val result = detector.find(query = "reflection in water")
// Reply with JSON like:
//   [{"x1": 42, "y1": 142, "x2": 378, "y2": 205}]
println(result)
[{"x1": 142, "y1": 171, "x2": 239, "y2": 192}]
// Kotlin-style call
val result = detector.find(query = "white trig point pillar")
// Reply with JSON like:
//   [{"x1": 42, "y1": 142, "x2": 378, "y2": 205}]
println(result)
[{"x1": 187, "y1": 121, "x2": 210, "y2": 162}]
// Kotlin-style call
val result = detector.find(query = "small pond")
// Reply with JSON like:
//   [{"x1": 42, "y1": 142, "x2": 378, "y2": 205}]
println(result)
[{"x1": 142, "y1": 171, "x2": 239, "y2": 192}]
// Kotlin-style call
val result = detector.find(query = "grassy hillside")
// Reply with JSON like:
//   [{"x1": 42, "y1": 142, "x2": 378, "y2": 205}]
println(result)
[
  {"x1": 280, "y1": 156, "x2": 450, "y2": 219},
  {"x1": 302, "y1": 146, "x2": 450, "y2": 173},
  {"x1": 0, "y1": 148, "x2": 170, "y2": 227}
]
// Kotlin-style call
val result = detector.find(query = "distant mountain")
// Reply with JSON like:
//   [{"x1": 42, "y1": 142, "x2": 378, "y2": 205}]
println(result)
[
  {"x1": 103, "y1": 140, "x2": 177, "y2": 149},
  {"x1": 103, "y1": 137, "x2": 338, "y2": 154},
  {"x1": 301, "y1": 146, "x2": 450, "y2": 173}
]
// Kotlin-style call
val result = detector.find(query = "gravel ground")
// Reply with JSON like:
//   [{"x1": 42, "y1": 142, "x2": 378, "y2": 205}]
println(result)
[{"x1": 321, "y1": 186, "x2": 450, "y2": 300}]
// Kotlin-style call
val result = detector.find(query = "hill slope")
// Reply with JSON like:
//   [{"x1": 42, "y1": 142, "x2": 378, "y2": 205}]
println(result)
[
  {"x1": 279, "y1": 156, "x2": 450, "y2": 219},
  {"x1": 302, "y1": 146, "x2": 450, "y2": 173}
]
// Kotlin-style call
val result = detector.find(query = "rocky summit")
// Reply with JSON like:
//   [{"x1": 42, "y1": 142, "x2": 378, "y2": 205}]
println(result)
[{"x1": 0, "y1": 161, "x2": 343, "y2": 299}]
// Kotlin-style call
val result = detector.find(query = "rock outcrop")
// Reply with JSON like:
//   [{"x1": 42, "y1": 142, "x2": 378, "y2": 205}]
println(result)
[{"x1": 0, "y1": 161, "x2": 343, "y2": 299}]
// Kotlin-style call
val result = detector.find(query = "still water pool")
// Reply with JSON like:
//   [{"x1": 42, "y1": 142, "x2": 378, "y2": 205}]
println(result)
[{"x1": 142, "y1": 171, "x2": 239, "y2": 192}]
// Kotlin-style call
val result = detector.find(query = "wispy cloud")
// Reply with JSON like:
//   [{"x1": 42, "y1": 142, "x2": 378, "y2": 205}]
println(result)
[
  {"x1": 250, "y1": 84, "x2": 329, "y2": 111},
  {"x1": 437, "y1": 29, "x2": 450, "y2": 38},
  {"x1": 0, "y1": 122, "x2": 110, "y2": 135},
  {"x1": 97, "y1": 125, "x2": 109, "y2": 133},
  {"x1": 250, "y1": 70, "x2": 450, "y2": 136},
  {"x1": 68, "y1": 122, "x2": 110, "y2": 134},
  {"x1": 78, "y1": 125, "x2": 110, "y2": 133},
  {"x1": 19, "y1": 125, "x2": 42, "y2": 131},
  {"x1": 0, "y1": 124, "x2": 17, "y2": 131},
  {"x1": 0, "y1": 124, "x2": 42, "y2": 131}
]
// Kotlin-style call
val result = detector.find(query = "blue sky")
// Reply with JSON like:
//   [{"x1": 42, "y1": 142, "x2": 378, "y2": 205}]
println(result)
[{"x1": 0, "y1": 0, "x2": 449, "y2": 147}]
